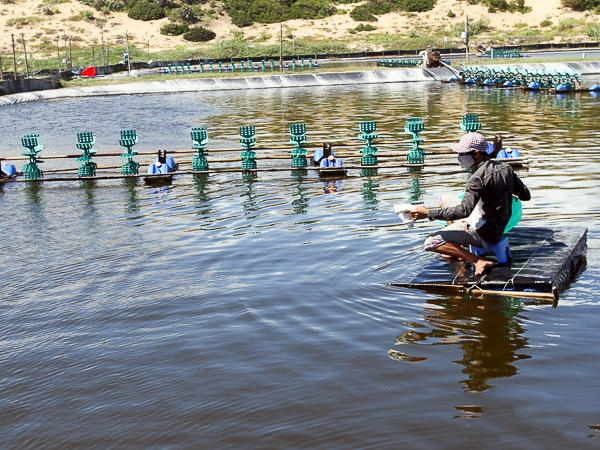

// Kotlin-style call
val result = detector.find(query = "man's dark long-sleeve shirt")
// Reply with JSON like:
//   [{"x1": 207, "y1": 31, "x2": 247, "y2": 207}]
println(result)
[{"x1": 427, "y1": 158, "x2": 531, "y2": 244}]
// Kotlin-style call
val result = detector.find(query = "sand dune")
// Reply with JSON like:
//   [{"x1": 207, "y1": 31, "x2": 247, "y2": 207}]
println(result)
[{"x1": 0, "y1": 0, "x2": 592, "y2": 56}]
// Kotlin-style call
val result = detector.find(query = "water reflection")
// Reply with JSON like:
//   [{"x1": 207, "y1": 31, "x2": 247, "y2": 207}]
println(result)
[
  {"x1": 123, "y1": 177, "x2": 141, "y2": 216},
  {"x1": 390, "y1": 296, "x2": 531, "y2": 393},
  {"x1": 147, "y1": 183, "x2": 172, "y2": 206},
  {"x1": 241, "y1": 177, "x2": 259, "y2": 216},
  {"x1": 453, "y1": 405, "x2": 483, "y2": 420},
  {"x1": 25, "y1": 181, "x2": 43, "y2": 206},
  {"x1": 408, "y1": 173, "x2": 424, "y2": 204},
  {"x1": 322, "y1": 179, "x2": 343, "y2": 193},
  {"x1": 80, "y1": 179, "x2": 99, "y2": 226},
  {"x1": 361, "y1": 179, "x2": 379, "y2": 210},
  {"x1": 588, "y1": 424, "x2": 600, "y2": 439},
  {"x1": 291, "y1": 173, "x2": 309, "y2": 215}
]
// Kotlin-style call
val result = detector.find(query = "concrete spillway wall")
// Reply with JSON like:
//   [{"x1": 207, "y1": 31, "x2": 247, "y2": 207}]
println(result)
[
  {"x1": 0, "y1": 69, "x2": 434, "y2": 106},
  {"x1": 1, "y1": 61, "x2": 599, "y2": 107}
]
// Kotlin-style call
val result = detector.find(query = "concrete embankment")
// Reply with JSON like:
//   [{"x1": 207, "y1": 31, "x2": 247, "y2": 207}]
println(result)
[{"x1": 1, "y1": 61, "x2": 599, "y2": 106}]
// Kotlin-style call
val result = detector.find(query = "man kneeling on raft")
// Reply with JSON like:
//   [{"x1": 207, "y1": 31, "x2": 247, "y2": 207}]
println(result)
[{"x1": 409, "y1": 132, "x2": 531, "y2": 276}]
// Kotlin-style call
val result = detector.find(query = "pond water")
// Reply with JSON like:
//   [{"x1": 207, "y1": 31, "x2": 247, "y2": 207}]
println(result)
[{"x1": 1, "y1": 79, "x2": 599, "y2": 448}]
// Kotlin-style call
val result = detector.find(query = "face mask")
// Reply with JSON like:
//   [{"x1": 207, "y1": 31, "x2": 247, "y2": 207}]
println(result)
[{"x1": 458, "y1": 153, "x2": 475, "y2": 169}]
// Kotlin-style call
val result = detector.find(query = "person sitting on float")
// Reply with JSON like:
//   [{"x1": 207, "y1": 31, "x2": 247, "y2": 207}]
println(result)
[
  {"x1": 312, "y1": 143, "x2": 341, "y2": 168},
  {"x1": 409, "y1": 132, "x2": 531, "y2": 276}
]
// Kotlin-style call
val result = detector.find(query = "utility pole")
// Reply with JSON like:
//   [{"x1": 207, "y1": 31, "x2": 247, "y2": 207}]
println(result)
[
  {"x1": 125, "y1": 31, "x2": 131, "y2": 76},
  {"x1": 101, "y1": 30, "x2": 105, "y2": 66},
  {"x1": 69, "y1": 32, "x2": 72, "y2": 67},
  {"x1": 464, "y1": 12, "x2": 469, "y2": 63},
  {"x1": 21, "y1": 33, "x2": 30, "y2": 78},
  {"x1": 63, "y1": 30, "x2": 68, "y2": 67},
  {"x1": 0, "y1": 55, "x2": 4, "y2": 81},
  {"x1": 56, "y1": 38, "x2": 61, "y2": 72},
  {"x1": 279, "y1": 24, "x2": 283, "y2": 72},
  {"x1": 11, "y1": 34, "x2": 17, "y2": 80}
]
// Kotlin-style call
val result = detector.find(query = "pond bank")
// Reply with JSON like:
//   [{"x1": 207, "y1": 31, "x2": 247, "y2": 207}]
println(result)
[{"x1": 1, "y1": 61, "x2": 600, "y2": 106}]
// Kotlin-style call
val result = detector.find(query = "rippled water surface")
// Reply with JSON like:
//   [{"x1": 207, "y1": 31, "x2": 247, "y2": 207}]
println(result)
[{"x1": 1, "y1": 80, "x2": 600, "y2": 448}]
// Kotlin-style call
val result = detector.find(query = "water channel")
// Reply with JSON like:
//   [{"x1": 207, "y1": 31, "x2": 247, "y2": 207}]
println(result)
[{"x1": 1, "y1": 78, "x2": 599, "y2": 447}]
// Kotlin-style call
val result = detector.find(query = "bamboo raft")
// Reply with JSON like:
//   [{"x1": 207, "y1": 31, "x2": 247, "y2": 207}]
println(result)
[{"x1": 390, "y1": 226, "x2": 588, "y2": 304}]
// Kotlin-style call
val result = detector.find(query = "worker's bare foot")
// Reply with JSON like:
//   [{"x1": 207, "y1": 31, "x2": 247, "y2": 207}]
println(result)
[{"x1": 474, "y1": 259, "x2": 494, "y2": 276}]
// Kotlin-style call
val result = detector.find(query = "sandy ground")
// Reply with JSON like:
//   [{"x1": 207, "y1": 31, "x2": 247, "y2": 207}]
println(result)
[{"x1": 0, "y1": 0, "x2": 593, "y2": 56}]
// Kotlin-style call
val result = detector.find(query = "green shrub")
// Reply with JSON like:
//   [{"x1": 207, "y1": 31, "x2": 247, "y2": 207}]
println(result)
[
  {"x1": 462, "y1": 0, "x2": 529, "y2": 12},
  {"x1": 520, "y1": 29, "x2": 536, "y2": 36},
  {"x1": 288, "y1": 0, "x2": 336, "y2": 19},
  {"x1": 183, "y1": 26, "x2": 216, "y2": 42},
  {"x1": 540, "y1": 19, "x2": 553, "y2": 27},
  {"x1": 80, "y1": 0, "x2": 125, "y2": 11},
  {"x1": 397, "y1": 0, "x2": 435, "y2": 12},
  {"x1": 224, "y1": 0, "x2": 336, "y2": 27},
  {"x1": 160, "y1": 23, "x2": 189, "y2": 35},
  {"x1": 451, "y1": 17, "x2": 491, "y2": 37},
  {"x1": 447, "y1": 10, "x2": 456, "y2": 18},
  {"x1": 169, "y1": 5, "x2": 202, "y2": 23},
  {"x1": 585, "y1": 24, "x2": 600, "y2": 39},
  {"x1": 350, "y1": 5, "x2": 377, "y2": 21},
  {"x1": 562, "y1": 0, "x2": 600, "y2": 11},
  {"x1": 128, "y1": 1, "x2": 165, "y2": 20},
  {"x1": 355, "y1": 23, "x2": 376, "y2": 31},
  {"x1": 557, "y1": 17, "x2": 578, "y2": 31},
  {"x1": 350, "y1": 1, "x2": 391, "y2": 21}
]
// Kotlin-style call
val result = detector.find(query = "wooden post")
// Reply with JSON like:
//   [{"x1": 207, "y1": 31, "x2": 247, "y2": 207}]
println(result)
[
  {"x1": 92, "y1": 46, "x2": 95, "y2": 67},
  {"x1": 279, "y1": 24, "x2": 283, "y2": 72},
  {"x1": 21, "y1": 33, "x2": 30, "y2": 78},
  {"x1": 0, "y1": 54, "x2": 4, "y2": 81},
  {"x1": 147, "y1": 40, "x2": 150, "y2": 60},
  {"x1": 11, "y1": 34, "x2": 17, "y2": 80}
]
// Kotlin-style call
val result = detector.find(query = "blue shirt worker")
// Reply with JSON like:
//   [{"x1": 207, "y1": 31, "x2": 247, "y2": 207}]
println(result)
[{"x1": 409, "y1": 132, "x2": 531, "y2": 276}]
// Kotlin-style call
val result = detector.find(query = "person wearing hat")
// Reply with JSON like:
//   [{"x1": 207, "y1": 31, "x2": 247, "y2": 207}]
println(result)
[{"x1": 409, "y1": 132, "x2": 531, "y2": 276}]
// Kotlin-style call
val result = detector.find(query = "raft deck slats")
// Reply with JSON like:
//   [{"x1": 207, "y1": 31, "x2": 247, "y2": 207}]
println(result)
[{"x1": 391, "y1": 226, "x2": 587, "y2": 299}]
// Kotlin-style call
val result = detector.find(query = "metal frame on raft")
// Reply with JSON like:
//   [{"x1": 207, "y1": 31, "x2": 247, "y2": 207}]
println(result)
[
  {"x1": 457, "y1": 66, "x2": 600, "y2": 93},
  {"x1": 0, "y1": 117, "x2": 529, "y2": 185}
]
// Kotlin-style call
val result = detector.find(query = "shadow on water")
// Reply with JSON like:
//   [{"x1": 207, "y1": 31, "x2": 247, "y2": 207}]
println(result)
[{"x1": 389, "y1": 295, "x2": 531, "y2": 400}]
